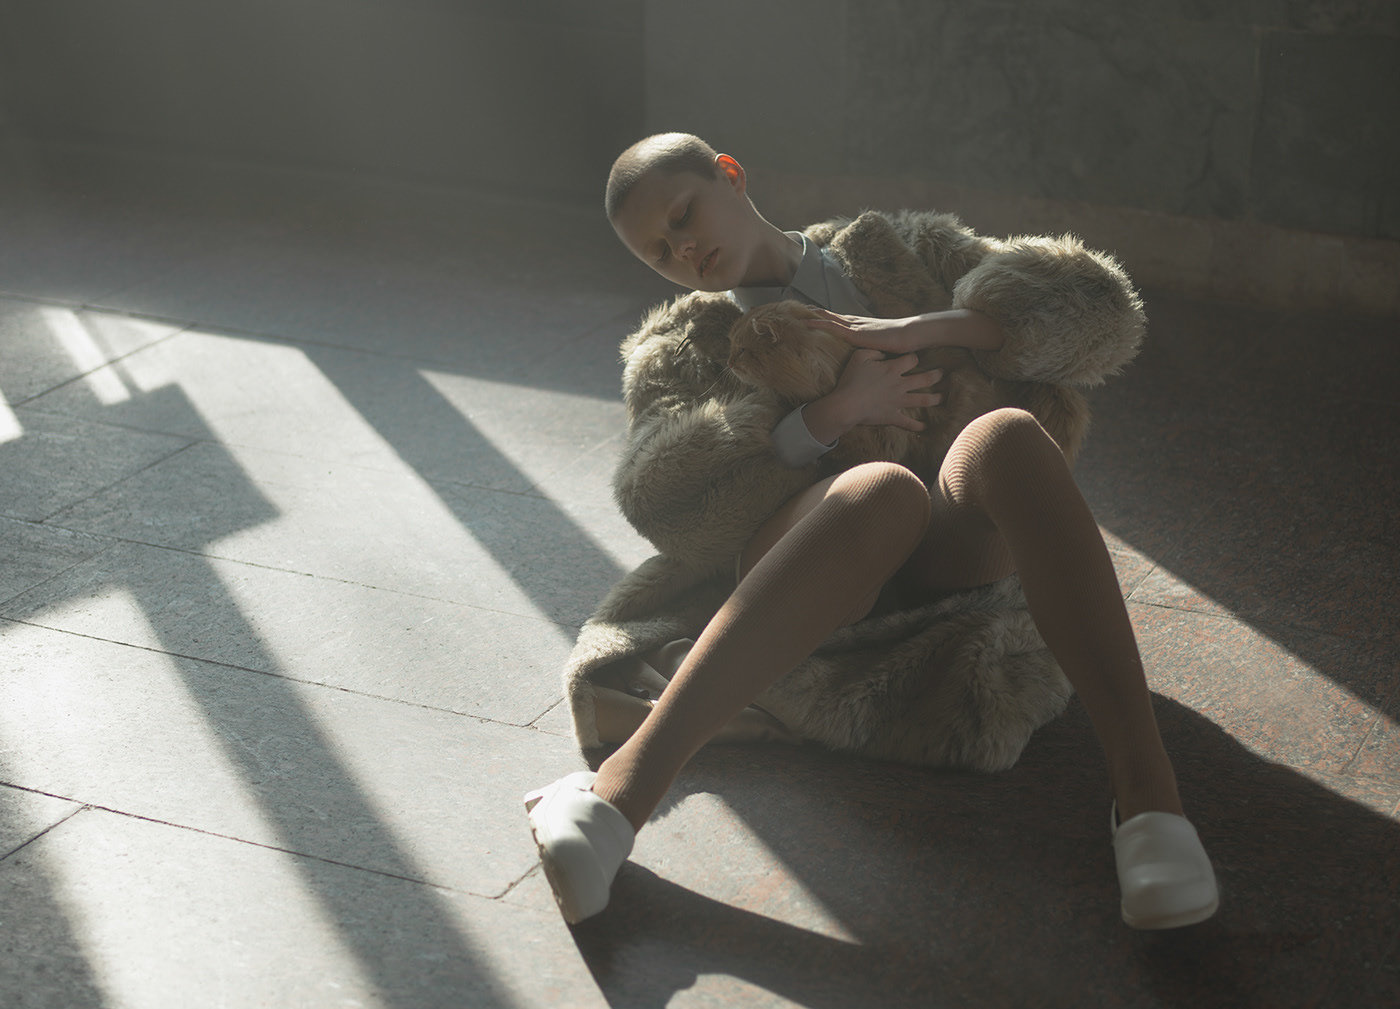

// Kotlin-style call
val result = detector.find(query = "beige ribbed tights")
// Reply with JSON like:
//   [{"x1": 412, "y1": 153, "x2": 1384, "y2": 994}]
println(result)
[{"x1": 592, "y1": 408, "x2": 1182, "y2": 832}]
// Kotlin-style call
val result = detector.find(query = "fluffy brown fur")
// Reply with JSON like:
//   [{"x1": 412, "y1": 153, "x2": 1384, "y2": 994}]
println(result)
[
  {"x1": 726, "y1": 300, "x2": 1087, "y2": 474},
  {"x1": 572, "y1": 209, "x2": 1146, "y2": 771}
]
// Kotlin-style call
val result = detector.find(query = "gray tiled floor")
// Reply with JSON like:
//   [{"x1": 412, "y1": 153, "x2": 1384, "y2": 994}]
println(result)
[{"x1": 2, "y1": 140, "x2": 1397, "y2": 1008}]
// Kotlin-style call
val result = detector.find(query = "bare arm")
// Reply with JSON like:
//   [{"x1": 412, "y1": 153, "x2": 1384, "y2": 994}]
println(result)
[
  {"x1": 801, "y1": 351, "x2": 944, "y2": 446},
  {"x1": 794, "y1": 308, "x2": 990, "y2": 446},
  {"x1": 808, "y1": 308, "x2": 1006, "y2": 355}
]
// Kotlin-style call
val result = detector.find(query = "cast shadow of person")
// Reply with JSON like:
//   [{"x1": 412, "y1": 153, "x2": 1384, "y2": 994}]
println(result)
[{"x1": 570, "y1": 696, "x2": 1400, "y2": 1009}]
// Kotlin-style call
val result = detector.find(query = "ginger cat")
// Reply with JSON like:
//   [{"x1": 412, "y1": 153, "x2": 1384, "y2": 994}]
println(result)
[{"x1": 726, "y1": 300, "x2": 1032, "y2": 479}]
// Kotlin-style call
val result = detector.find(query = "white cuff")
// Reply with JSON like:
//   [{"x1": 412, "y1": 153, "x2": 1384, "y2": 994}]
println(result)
[{"x1": 771, "y1": 405, "x2": 837, "y2": 468}]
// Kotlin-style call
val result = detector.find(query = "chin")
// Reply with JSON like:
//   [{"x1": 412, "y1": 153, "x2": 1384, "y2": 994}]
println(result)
[
  {"x1": 677, "y1": 273, "x2": 727, "y2": 294},
  {"x1": 702, "y1": 261, "x2": 742, "y2": 292}
]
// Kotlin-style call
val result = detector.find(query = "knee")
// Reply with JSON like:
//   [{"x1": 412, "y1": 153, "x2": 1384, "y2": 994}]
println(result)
[
  {"x1": 958, "y1": 408, "x2": 1060, "y2": 470},
  {"x1": 829, "y1": 462, "x2": 931, "y2": 542},
  {"x1": 966, "y1": 408, "x2": 1048, "y2": 451},
  {"x1": 944, "y1": 408, "x2": 1064, "y2": 500}
]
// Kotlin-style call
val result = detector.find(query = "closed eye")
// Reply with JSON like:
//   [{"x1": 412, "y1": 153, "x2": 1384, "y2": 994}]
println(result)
[{"x1": 656, "y1": 202, "x2": 693, "y2": 264}]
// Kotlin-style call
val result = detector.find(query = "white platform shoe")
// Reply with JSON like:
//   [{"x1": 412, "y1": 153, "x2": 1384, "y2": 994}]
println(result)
[
  {"x1": 1112, "y1": 803, "x2": 1219, "y2": 929},
  {"x1": 523, "y1": 771, "x2": 634, "y2": 924}
]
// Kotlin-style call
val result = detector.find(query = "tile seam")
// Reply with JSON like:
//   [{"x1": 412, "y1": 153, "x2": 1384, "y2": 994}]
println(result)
[
  {"x1": 0, "y1": 533, "x2": 123, "y2": 611},
  {"x1": 35, "y1": 438, "x2": 200, "y2": 525},
  {"x1": 0, "y1": 801, "x2": 87, "y2": 864},
  {"x1": 493, "y1": 863, "x2": 542, "y2": 902},
  {"x1": 9, "y1": 317, "x2": 195, "y2": 409},
  {"x1": 7, "y1": 525, "x2": 589, "y2": 630},
  {"x1": 15, "y1": 402, "x2": 614, "y2": 503},
  {"x1": 1339, "y1": 675, "x2": 1400, "y2": 776},
  {"x1": 64, "y1": 302, "x2": 641, "y2": 389},
  {"x1": 0, "y1": 793, "x2": 499, "y2": 896},
  {"x1": 0, "y1": 615, "x2": 571, "y2": 732}
]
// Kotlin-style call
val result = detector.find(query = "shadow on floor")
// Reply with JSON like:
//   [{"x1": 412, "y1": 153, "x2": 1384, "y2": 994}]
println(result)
[{"x1": 572, "y1": 698, "x2": 1400, "y2": 1008}]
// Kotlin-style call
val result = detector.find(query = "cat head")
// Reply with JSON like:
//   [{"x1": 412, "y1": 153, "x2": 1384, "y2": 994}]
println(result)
[{"x1": 726, "y1": 300, "x2": 852, "y2": 401}]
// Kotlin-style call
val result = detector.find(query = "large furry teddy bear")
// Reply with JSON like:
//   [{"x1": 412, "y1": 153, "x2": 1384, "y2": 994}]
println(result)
[{"x1": 563, "y1": 210, "x2": 1145, "y2": 772}]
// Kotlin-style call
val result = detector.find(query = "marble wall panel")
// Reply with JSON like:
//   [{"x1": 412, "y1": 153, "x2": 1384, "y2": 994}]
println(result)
[
  {"x1": 842, "y1": 1, "x2": 1258, "y2": 220},
  {"x1": 1252, "y1": 30, "x2": 1400, "y2": 239},
  {"x1": 1267, "y1": 0, "x2": 1400, "y2": 34},
  {"x1": 949, "y1": 0, "x2": 1400, "y2": 35},
  {"x1": 640, "y1": 0, "x2": 1397, "y2": 253},
  {"x1": 643, "y1": 0, "x2": 850, "y2": 168},
  {"x1": 0, "y1": 1, "x2": 643, "y2": 197}
]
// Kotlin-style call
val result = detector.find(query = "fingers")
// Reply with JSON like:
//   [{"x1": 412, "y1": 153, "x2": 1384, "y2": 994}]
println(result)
[
  {"x1": 809, "y1": 314, "x2": 858, "y2": 341},
  {"x1": 898, "y1": 368, "x2": 943, "y2": 395},
  {"x1": 907, "y1": 366, "x2": 943, "y2": 385},
  {"x1": 895, "y1": 392, "x2": 942, "y2": 413},
  {"x1": 892, "y1": 356, "x2": 944, "y2": 383},
  {"x1": 809, "y1": 308, "x2": 850, "y2": 326}
]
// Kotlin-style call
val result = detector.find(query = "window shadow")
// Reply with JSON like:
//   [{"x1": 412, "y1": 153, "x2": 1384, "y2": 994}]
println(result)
[
  {"x1": 574, "y1": 698, "x2": 1400, "y2": 1007},
  {"x1": 0, "y1": 799, "x2": 113, "y2": 1008},
  {"x1": 5, "y1": 152, "x2": 1396, "y2": 1008},
  {"x1": 1077, "y1": 292, "x2": 1400, "y2": 708},
  {"x1": 561, "y1": 293, "x2": 1400, "y2": 1005},
  {"x1": 124, "y1": 559, "x2": 525, "y2": 1007},
  {"x1": 0, "y1": 377, "x2": 526, "y2": 1007},
  {"x1": 302, "y1": 342, "x2": 630, "y2": 625}
]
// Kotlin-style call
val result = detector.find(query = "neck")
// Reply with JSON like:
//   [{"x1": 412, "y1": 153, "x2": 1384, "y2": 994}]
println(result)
[{"x1": 741, "y1": 222, "x2": 803, "y2": 288}]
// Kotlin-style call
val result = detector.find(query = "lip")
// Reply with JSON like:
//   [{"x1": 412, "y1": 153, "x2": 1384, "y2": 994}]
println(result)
[{"x1": 698, "y1": 248, "x2": 718, "y2": 278}]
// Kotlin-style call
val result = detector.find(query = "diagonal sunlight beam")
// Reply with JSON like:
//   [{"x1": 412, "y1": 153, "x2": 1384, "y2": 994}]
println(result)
[
  {"x1": 0, "y1": 353, "x2": 529, "y2": 1006},
  {"x1": 0, "y1": 389, "x2": 21, "y2": 445},
  {"x1": 0, "y1": 561, "x2": 525, "y2": 1008},
  {"x1": 40, "y1": 306, "x2": 133, "y2": 405},
  {"x1": 303, "y1": 345, "x2": 631, "y2": 622},
  {"x1": 2, "y1": 592, "x2": 523, "y2": 1008},
  {"x1": 0, "y1": 604, "x2": 380, "y2": 1007},
  {"x1": 1108, "y1": 537, "x2": 1400, "y2": 778},
  {"x1": 0, "y1": 782, "x2": 108, "y2": 1002},
  {"x1": 55, "y1": 324, "x2": 615, "y2": 626}
]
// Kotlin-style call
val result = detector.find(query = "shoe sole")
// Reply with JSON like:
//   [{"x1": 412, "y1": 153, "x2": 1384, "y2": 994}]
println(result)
[
  {"x1": 1122, "y1": 896, "x2": 1219, "y2": 930},
  {"x1": 528, "y1": 821, "x2": 588, "y2": 924},
  {"x1": 524, "y1": 787, "x2": 607, "y2": 925},
  {"x1": 523, "y1": 817, "x2": 593, "y2": 923}
]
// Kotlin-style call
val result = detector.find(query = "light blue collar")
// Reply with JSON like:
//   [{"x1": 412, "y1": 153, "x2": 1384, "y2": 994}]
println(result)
[{"x1": 729, "y1": 232, "x2": 872, "y2": 315}]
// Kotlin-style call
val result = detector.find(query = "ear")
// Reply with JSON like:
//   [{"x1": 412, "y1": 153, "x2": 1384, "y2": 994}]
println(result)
[{"x1": 715, "y1": 154, "x2": 746, "y2": 195}]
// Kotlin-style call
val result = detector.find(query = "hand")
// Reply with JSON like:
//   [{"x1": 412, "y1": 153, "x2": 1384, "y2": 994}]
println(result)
[
  {"x1": 803, "y1": 349, "x2": 944, "y2": 444},
  {"x1": 807, "y1": 310, "x2": 929, "y2": 355},
  {"x1": 809, "y1": 307, "x2": 1006, "y2": 354}
]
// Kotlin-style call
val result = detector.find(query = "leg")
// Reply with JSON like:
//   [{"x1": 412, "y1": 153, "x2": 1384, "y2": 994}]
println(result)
[
  {"x1": 900, "y1": 409, "x2": 1215, "y2": 928},
  {"x1": 903, "y1": 408, "x2": 1181, "y2": 819},
  {"x1": 592, "y1": 462, "x2": 932, "y2": 832}
]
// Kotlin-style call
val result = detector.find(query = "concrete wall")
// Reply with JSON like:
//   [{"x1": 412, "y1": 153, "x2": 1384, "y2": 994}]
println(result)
[
  {"x1": 0, "y1": 0, "x2": 643, "y2": 199},
  {"x1": 645, "y1": 0, "x2": 1400, "y2": 314},
  {"x1": 0, "y1": 1, "x2": 1393, "y2": 312}
]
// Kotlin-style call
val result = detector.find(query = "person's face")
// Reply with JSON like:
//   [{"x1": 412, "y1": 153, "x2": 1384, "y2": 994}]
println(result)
[{"x1": 610, "y1": 155, "x2": 763, "y2": 292}]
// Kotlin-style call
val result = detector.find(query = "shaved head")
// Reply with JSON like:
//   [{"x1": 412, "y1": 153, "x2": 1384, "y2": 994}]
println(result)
[{"x1": 605, "y1": 133, "x2": 719, "y2": 219}]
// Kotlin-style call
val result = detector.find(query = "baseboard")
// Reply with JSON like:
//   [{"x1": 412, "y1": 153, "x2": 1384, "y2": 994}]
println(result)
[{"x1": 758, "y1": 171, "x2": 1400, "y2": 319}]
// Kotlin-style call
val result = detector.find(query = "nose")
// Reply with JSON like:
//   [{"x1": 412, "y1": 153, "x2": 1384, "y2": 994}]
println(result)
[{"x1": 669, "y1": 232, "x2": 697, "y2": 262}]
